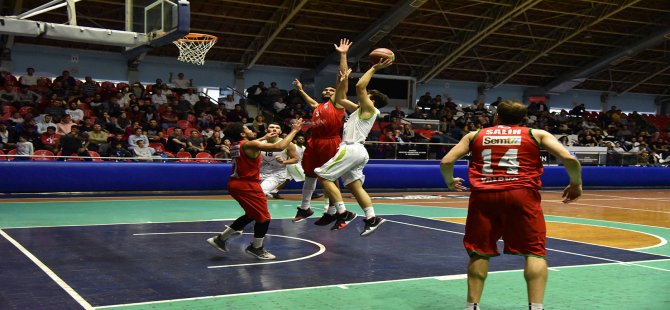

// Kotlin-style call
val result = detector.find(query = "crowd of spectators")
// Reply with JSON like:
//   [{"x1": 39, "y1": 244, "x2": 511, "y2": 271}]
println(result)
[{"x1": 0, "y1": 68, "x2": 668, "y2": 166}]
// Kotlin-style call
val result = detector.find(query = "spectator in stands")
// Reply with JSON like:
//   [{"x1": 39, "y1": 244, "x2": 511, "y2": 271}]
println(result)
[
  {"x1": 222, "y1": 94, "x2": 236, "y2": 111},
  {"x1": 570, "y1": 103, "x2": 586, "y2": 117},
  {"x1": 151, "y1": 78, "x2": 165, "y2": 93},
  {"x1": 197, "y1": 111, "x2": 215, "y2": 129},
  {"x1": 116, "y1": 111, "x2": 131, "y2": 130},
  {"x1": 182, "y1": 87, "x2": 199, "y2": 106},
  {"x1": 489, "y1": 97, "x2": 502, "y2": 107},
  {"x1": 169, "y1": 72, "x2": 191, "y2": 92},
  {"x1": 390, "y1": 106, "x2": 406, "y2": 119},
  {"x1": 65, "y1": 101, "x2": 84, "y2": 123},
  {"x1": 130, "y1": 82, "x2": 145, "y2": 99},
  {"x1": 384, "y1": 117, "x2": 403, "y2": 133},
  {"x1": 131, "y1": 139, "x2": 156, "y2": 161},
  {"x1": 174, "y1": 93, "x2": 193, "y2": 120},
  {"x1": 8, "y1": 112, "x2": 24, "y2": 125},
  {"x1": 86, "y1": 123, "x2": 109, "y2": 154},
  {"x1": 408, "y1": 107, "x2": 424, "y2": 119},
  {"x1": 266, "y1": 81, "x2": 281, "y2": 100},
  {"x1": 14, "y1": 134, "x2": 34, "y2": 160},
  {"x1": 59, "y1": 126, "x2": 90, "y2": 161},
  {"x1": 227, "y1": 104, "x2": 248, "y2": 122},
  {"x1": 81, "y1": 76, "x2": 98, "y2": 98},
  {"x1": 166, "y1": 127, "x2": 187, "y2": 153},
  {"x1": 273, "y1": 96, "x2": 287, "y2": 113},
  {"x1": 217, "y1": 138, "x2": 232, "y2": 159},
  {"x1": 160, "y1": 106, "x2": 179, "y2": 130},
  {"x1": 19, "y1": 67, "x2": 38, "y2": 87},
  {"x1": 246, "y1": 81, "x2": 266, "y2": 105},
  {"x1": 616, "y1": 125, "x2": 634, "y2": 139},
  {"x1": 151, "y1": 88, "x2": 169, "y2": 108},
  {"x1": 194, "y1": 96, "x2": 216, "y2": 116},
  {"x1": 109, "y1": 141, "x2": 132, "y2": 159},
  {"x1": 107, "y1": 97, "x2": 122, "y2": 117},
  {"x1": 252, "y1": 115, "x2": 267, "y2": 134},
  {"x1": 39, "y1": 126, "x2": 60, "y2": 152},
  {"x1": 144, "y1": 119, "x2": 163, "y2": 144},
  {"x1": 418, "y1": 92, "x2": 432, "y2": 109},
  {"x1": 17, "y1": 85, "x2": 41, "y2": 107},
  {"x1": 400, "y1": 123, "x2": 415, "y2": 141},
  {"x1": 206, "y1": 129, "x2": 225, "y2": 155},
  {"x1": 54, "y1": 70, "x2": 77, "y2": 91},
  {"x1": 56, "y1": 114, "x2": 76, "y2": 135},
  {"x1": 186, "y1": 130, "x2": 205, "y2": 156},
  {"x1": 0, "y1": 84, "x2": 19, "y2": 107}
]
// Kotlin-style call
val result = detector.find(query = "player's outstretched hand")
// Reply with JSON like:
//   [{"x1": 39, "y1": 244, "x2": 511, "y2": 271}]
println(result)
[
  {"x1": 334, "y1": 38, "x2": 352, "y2": 54},
  {"x1": 373, "y1": 58, "x2": 394, "y2": 70},
  {"x1": 447, "y1": 177, "x2": 467, "y2": 191},
  {"x1": 292, "y1": 79, "x2": 303, "y2": 90},
  {"x1": 275, "y1": 156, "x2": 285, "y2": 164},
  {"x1": 338, "y1": 68, "x2": 352, "y2": 83},
  {"x1": 291, "y1": 118, "x2": 303, "y2": 132},
  {"x1": 562, "y1": 183, "x2": 582, "y2": 203}
]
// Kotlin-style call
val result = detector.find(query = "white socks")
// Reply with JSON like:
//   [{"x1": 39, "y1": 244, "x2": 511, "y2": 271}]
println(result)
[
  {"x1": 300, "y1": 177, "x2": 317, "y2": 209},
  {"x1": 363, "y1": 207, "x2": 375, "y2": 219},
  {"x1": 252, "y1": 237, "x2": 264, "y2": 249},
  {"x1": 465, "y1": 303, "x2": 479, "y2": 310},
  {"x1": 335, "y1": 201, "x2": 346, "y2": 213},
  {"x1": 529, "y1": 303, "x2": 543, "y2": 310}
]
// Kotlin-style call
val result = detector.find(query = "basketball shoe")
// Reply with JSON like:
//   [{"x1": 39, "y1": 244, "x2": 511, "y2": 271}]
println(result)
[
  {"x1": 292, "y1": 207, "x2": 314, "y2": 222},
  {"x1": 245, "y1": 244, "x2": 276, "y2": 260},
  {"x1": 314, "y1": 213, "x2": 337, "y2": 226},
  {"x1": 360, "y1": 217, "x2": 387, "y2": 236},
  {"x1": 331, "y1": 210, "x2": 357, "y2": 230}
]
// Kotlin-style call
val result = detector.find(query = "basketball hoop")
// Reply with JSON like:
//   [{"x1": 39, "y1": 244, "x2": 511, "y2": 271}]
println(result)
[{"x1": 173, "y1": 33, "x2": 218, "y2": 65}]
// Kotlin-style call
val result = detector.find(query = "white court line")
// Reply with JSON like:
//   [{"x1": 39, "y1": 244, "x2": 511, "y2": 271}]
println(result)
[
  {"x1": 0, "y1": 229, "x2": 93, "y2": 310},
  {"x1": 95, "y1": 257, "x2": 670, "y2": 309},
  {"x1": 544, "y1": 200, "x2": 670, "y2": 214},
  {"x1": 133, "y1": 231, "x2": 326, "y2": 268},
  {"x1": 544, "y1": 190, "x2": 670, "y2": 202}
]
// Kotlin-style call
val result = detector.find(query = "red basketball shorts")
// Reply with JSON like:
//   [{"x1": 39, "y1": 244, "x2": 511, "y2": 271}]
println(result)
[
  {"x1": 227, "y1": 179, "x2": 271, "y2": 222},
  {"x1": 301, "y1": 136, "x2": 342, "y2": 177},
  {"x1": 463, "y1": 187, "x2": 546, "y2": 258}
]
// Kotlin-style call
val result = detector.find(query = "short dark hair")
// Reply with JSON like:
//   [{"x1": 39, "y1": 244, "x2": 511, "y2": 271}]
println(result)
[
  {"x1": 496, "y1": 100, "x2": 527, "y2": 125},
  {"x1": 224, "y1": 122, "x2": 246, "y2": 142},
  {"x1": 369, "y1": 89, "x2": 389, "y2": 109}
]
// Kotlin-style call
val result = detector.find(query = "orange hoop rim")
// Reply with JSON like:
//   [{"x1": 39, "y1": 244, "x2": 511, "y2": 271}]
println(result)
[{"x1": 176, "y1": 33, "x2": 218, "y2": 43}]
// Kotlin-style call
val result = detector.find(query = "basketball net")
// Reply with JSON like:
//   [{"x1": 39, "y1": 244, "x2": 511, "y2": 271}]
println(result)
[{"x1": 173, "y1": 33, "x2": 218, "y2": 65}]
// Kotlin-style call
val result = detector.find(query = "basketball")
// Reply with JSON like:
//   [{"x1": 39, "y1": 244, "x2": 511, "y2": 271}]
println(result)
[{"x1": 369, "y1": 48, "x2": 395, "y2": 64}]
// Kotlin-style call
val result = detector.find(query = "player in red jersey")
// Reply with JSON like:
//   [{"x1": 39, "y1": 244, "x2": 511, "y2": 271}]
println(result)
[
  {"x1": 440, "y1": 100, "x2": 582, "y2": 310},
  {"x1": 292, "y1": 38, "x2": 359, "y2": 224},
  {"x1": 207, "y1": 119, "x2": 303, "y2": 260}
]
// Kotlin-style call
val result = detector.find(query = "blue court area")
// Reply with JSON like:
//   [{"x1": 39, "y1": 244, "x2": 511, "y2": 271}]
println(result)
[{"x1": 1, "y1": 215, "x2": 666, "y2": 308}]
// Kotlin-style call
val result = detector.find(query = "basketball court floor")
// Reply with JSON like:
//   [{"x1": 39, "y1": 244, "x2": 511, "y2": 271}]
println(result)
[{"x1": 1, "y1": 189, "x2": 669, "y2": 309}]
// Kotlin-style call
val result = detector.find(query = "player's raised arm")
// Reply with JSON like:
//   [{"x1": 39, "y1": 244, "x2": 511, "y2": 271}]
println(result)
[
  {"x1": 533, "y1": 129, "x2": 583, "y2": 203},
  {"x1": 333, "y1": 39, "x2": 358, "y2": 111},
  {"x1": 356, "y1": 58, "x2": 393, "y2": 116},
  {"x1": 440, "y1": 132, "x2": 474, "y2": 191},
  {"x1": 293, "y1": 79, "x2": 319, "y2": 108}
]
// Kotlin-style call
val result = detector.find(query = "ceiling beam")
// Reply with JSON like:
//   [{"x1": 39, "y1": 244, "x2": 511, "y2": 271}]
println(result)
[
  {"x1": 489, "y1": 0, "x2": 642, "y2": 88},
  {"x1": 544, "y1": 25, "x2": 670, "y2": 94},
  {"x1": 310, "y1": 0, "x2": 428, "y2": 77},
  {"x1": 616, "y1": 57, "x2": 670, "y2": 95},
  {"x1": 239, "y1": 0, "x2": 309, "y2": 71},
  {"x1": 417, "y1": 0, "x2": 542, "y2": 83}
]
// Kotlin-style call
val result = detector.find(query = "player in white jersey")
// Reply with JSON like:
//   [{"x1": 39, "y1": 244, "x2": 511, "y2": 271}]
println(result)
[
  {"x1": 286, "y1": 135, "x2": 306, "y2": 182},
  {"x1": 314, "y1": 58, "x2": 393, "y2": 236},
  {"x1": 259, "y1": 123, "x2": 299, "y2": 199}
]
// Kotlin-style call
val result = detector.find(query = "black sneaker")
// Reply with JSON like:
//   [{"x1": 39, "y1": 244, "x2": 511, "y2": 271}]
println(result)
[
  {"x1": 271, "y1": 193, "x2": 283, "y2": 199},
  {"x1": 360, "y1": 217, "x2": 387, "y2": 236},
  {"x1": 245, "y1": 244, "x2": 276, "y2": 260},
  {"x1": 293, "y1": 207, "x2": 314, "y2": 222},
  {"x1": 314, "y1": 213, "x2": 337, "y2": 226},
  {"x1": 331, "y1": 210, "x2": 357, "y2": 231},
  {"x1": 206, "y1": 235, "x2": 229, "y2": 253},
  {"x1": 311, "y1": 192, "x2": 324, "y2": 199}
]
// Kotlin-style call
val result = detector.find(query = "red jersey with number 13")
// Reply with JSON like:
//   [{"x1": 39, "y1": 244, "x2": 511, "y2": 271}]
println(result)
[
  {"x1": 230, "y1": 141, "x2": 261, "y2": 182},
  {"x1": 468, "y1": 125, "x2": 543, "y2": 191},
  {"x1": 310, "y1": 99, "x2": 345, "y2": 138}
]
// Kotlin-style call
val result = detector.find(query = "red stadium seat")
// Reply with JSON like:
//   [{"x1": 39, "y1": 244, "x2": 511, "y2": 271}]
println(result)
[
  {"x1": 149, "y1": 143, "x2": 165, "y2": 152},
  {"x1": 176, "y1": 151, "x2": 192, "y2": 162},
  {"x1": 33, "y1": 150, "x2": 55, "y2": 161},
  {"x1": 88, "y1": 150, "x2": 103, "y2": 161},
  {"x1": 6, "y1": 149, "x2": 17, "y2": 161},
  {"x1": 195, "y1": 152, "x2": 213, "y2": 163}
]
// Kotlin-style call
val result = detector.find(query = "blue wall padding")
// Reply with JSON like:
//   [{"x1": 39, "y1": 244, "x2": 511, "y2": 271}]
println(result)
[{"x1": 0, "y1": 161, "x2": 668, "y2": 193}]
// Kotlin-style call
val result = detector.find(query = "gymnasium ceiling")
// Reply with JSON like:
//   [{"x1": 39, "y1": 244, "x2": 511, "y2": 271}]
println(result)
[{"x1": 3, "y1": 0, "x2": 670, "y2": 97}]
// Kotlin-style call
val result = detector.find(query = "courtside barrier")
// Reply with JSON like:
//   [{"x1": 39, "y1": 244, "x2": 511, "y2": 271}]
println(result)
[{"x1": 0, "y1": 161, "x2": 668, "y2": 194}]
